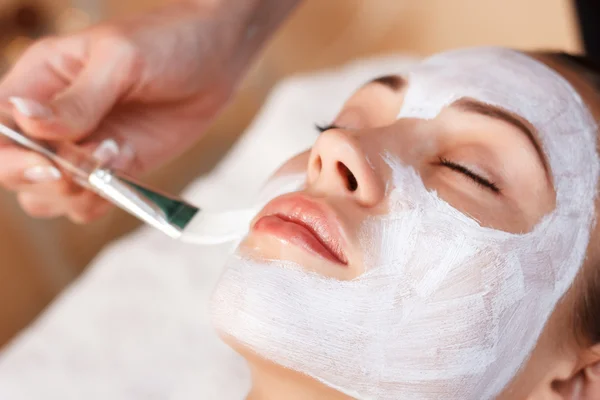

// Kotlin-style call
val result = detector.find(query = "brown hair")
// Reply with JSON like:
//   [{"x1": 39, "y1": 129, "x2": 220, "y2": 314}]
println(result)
[{"x1": 547, "y1": 52, "x2": 600, "y2": 345}]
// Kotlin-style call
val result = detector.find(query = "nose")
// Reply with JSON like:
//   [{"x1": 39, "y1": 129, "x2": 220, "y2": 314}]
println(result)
[{"x1": 307, "y1": 129, "x2": 384, "y2": 206}]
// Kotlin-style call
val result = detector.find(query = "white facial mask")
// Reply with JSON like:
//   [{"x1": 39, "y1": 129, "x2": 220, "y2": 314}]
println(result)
[{"x1": 210, "y1": 48, "x2": 600, "y2": 399}]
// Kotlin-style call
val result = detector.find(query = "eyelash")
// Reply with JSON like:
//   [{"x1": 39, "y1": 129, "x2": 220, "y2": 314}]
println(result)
[
  {"x1": 315, "y1": 124, "x2": 500, "y2": 194},
  {"x1": 315, "y1": 123, "x2": 340, "y2": 133},
  {"x1": 438, "y1": 157, "x2": 500, "y2": 194}
]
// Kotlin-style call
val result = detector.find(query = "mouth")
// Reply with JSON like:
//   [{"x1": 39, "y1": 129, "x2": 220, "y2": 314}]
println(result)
[{"x1": 251, "y1": 194, "x2": 348, "y2": 266}]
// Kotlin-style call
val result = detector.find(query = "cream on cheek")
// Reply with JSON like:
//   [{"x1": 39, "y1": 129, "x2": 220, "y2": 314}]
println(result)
[{"x1": 210, "y1": 48, "x2": 599, "y2": 400}]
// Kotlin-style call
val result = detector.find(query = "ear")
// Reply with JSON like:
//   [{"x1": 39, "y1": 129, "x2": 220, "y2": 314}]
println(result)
[{"x1": 552, "y1": 344, "x2": 600, "y2": 399}]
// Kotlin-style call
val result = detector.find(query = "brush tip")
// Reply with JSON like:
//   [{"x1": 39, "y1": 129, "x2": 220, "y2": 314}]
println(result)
[{"x1": 179, "y1": 209, "x2": 257, "y2": 245}]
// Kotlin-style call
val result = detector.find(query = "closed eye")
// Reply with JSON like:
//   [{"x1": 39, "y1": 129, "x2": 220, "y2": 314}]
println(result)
[
  {"x1": 315, "y1": 123, "x2": 341, "y2": 133},
  {"x1": 438, "y1": 157, "x2": 500, "y2": 194}
]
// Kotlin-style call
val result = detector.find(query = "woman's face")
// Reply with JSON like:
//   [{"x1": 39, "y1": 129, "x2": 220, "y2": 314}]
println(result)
[
  {"x1": 241, "y1": 72, "x2": 556, "y2": 281},
  {"x1": 212, "y1": 48, "x2": 599, "y2": 399}
]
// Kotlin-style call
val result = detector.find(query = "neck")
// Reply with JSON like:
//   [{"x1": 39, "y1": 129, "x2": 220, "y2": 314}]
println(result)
[{"x1": 245, "y1": 356, "x2": 350, "y2": 400}]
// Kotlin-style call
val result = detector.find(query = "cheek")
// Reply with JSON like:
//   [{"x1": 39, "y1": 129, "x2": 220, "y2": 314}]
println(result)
[{"x1": 271, "y1": 151, "x2": 310, "y2": 178}]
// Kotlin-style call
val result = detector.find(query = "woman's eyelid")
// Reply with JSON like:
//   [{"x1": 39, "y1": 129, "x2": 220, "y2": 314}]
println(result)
[
  {"x1": 448, "y1": 159, "x2": 494, "y2": 183},
  {"x1": 315, "y1": 123, "x2": 344, "y2": 133},
  {"x1": 436, "y1": 144, "x2": 503, "y2": 185},
  {"x1": 437, "y1": 156, "x2": 501, "y2": 193}
]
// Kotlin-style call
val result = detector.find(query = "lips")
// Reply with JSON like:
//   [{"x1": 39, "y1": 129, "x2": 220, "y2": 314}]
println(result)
[{"x1": 252, "y1": 194, "x2": 348, "y2": 265}]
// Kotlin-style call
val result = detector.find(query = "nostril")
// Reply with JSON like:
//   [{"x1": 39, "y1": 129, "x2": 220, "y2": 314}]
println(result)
[
  {"x1": 337, "y1": 162, "x2": 358, "y2": 192},
  {"x1": 314, "y1": 156, "x2": 322, "y2": 174}
]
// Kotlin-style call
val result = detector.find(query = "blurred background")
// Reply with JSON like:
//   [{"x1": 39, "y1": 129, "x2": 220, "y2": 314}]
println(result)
[{"x1": 0, "y1": 0, "x2": 582, "y2": 347}]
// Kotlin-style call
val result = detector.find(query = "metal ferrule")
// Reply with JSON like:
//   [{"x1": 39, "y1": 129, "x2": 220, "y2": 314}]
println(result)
[{"x1": 88, "y1": 169, "x2": 199, "y2": 238}]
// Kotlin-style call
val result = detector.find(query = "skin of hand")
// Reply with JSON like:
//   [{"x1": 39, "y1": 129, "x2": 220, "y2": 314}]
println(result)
[{"x1": 0, "y1": 0, "x2": 299, "y2": 223}]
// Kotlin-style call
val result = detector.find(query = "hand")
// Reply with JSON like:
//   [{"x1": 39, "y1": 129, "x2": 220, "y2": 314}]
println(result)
[{"x1": 0, "y1": 2, "x2": 243, "y2": 223}]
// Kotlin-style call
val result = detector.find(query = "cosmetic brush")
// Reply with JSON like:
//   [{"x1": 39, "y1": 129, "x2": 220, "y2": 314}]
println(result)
[{"x1": 0, "y1": 121, "x2": 253, "y2": 244}]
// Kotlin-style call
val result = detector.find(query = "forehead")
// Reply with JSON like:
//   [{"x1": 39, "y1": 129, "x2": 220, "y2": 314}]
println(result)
[
  {"x1": 402, "y1": 48, "x2": 579, "y2": 127},
  {"x1": 399, "y1": 48, "x2": 598, "y2": 198}
]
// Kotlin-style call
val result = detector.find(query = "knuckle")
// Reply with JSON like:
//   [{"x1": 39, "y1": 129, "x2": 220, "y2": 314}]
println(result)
[
  {"x1": 114, "y1": 41, "x2": 142, "y2": 79},
  {"x1": 91, "y1": 26, "x2": 143, "y2": 87},
  {"x1": 94, "y1": 26, "x2": 139, "y2": 59}
]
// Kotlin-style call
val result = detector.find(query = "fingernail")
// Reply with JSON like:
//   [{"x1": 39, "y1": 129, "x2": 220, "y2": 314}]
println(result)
[
  {"x1": 115, "y1": 143, "x2": 136, "y2": 169},
  {"x1": 23, "y1": 166, "x2": 62, "y2": 182},
  {"x1": 92, "y1": 138, "x2": 120, "y2": 165},
  {"x1": 9, "y1": 97, "x2": 53, "y2": 119},
  {"x1": 93, "y1": 139, "x2": 136, "y2": 170}
]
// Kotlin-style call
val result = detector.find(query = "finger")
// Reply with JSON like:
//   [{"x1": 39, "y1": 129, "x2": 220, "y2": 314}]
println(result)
[
  {"x1": 8, "y1": 34, "x2": 138, "y2": 142},
  {"x1": 19, "y1": 176, "x2": 83, "y2": 198},
  {"x1": 0, "y1": 36, "x2": 86, "y2": 109},
  {"x1": 0, "y1": 147, "x2": 64, "y2": 190},
  {"x1": 18, "y1": 184, "x2": 111, "y2": 222},
  {"x1": 17, "y1": 192, "x2": 64, "y2": 219}
]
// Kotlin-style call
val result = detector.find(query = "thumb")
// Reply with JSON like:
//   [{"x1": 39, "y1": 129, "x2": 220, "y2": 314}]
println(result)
[{"x1": 11, "y1": 39, "x2": 137, "y2": 141}]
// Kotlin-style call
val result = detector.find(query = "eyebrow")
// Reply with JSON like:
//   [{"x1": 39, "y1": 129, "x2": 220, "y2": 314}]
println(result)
[
  {"x1": 452, "y1": 98, "x2": 550, "y2": 176},
  {"x1": 371, "y1": 75, "x2": 406, "y2": 91}
]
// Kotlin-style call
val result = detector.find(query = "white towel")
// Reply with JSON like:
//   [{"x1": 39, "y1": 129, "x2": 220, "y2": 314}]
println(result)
[{"x1": 0, "y1": 54, "x2": 417, "y2": 400}]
